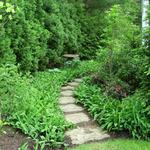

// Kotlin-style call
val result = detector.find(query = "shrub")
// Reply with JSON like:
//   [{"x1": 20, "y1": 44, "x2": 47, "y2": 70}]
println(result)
[
  {"x1": 79, "y1": 10, "x2": 103, "y2": 59},
  {"x1": 96, "y1": 4, "x2": 141, "y2": 93},
  {"x1": 0, "y1": 1, "x2": 16, "y2": 65},
  {"x1": 0, "y1": 0, "x2": 86, "y2": 71}
]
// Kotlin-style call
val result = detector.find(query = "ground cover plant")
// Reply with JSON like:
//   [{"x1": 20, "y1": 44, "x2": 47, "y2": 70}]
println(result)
[
  {"x1": 75, "y1": 77, "x2": 150, "y2": 140},
  {"x1": 0, "y1": 61, "x2": 99, "y2": 149}
]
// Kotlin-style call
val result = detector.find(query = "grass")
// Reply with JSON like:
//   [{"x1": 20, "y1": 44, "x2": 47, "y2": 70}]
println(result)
[{"x1": 68, "y1": 139, "x2": 150, "y2": 150}]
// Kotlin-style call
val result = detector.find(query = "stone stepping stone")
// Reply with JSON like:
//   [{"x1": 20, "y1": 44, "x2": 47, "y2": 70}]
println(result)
[
  {"x1": 65, "y1": 126, "x2": 110, "y2": 145},
  {"x1": 59, "y1": 78, "x2": 110, "y2": 147},
  {"x1": 74, "y1": 79, "x2": 82, "y2": 83},
  {"x1": 61, "y1": 90, "x2": 74, "y2": 97},
  {"x1": 59, "y1": 97, "x2": 76, "y2": 105},
  {"x1": 68, "y1": 82, "x2": 80, "y2": 87},
  {"x1": 60, "y1": 104, "x2": 84, "y2": 114},
  {"x1": 61, "y1": 86, "x2": 75, "y2": 91},
  {"x1": 65, "y1": 112, "x2": 91, "y2": 125}
]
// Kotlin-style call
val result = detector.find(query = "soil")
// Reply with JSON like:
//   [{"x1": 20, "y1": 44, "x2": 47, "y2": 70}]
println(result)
[
  {"x1": 0, "y1": 126, "x2": 34, "y2": 150},
  {"x1": 0, "y1": 126, "x2": 65, "y2": 150}
]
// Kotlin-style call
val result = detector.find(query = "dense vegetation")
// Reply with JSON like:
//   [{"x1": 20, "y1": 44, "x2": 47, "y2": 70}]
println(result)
[
  {"x1": 0, "y1": 61, "x2": 99, "y2": 148},
  {"x1": 0, "y1": 0, "x2": 150, "y2": 149},
  {"x1": 0, "y1": 0, "x2": 84, "y2": 71},
  {"x1": 1, "y1": 0, "x2": 139, "y2": 71},
  {"x1": 75, "y1": 77, "x2": 149, "y2": 139},
  {"x1": 74, "y1": 0, "x2": 150, "y2": 141}
]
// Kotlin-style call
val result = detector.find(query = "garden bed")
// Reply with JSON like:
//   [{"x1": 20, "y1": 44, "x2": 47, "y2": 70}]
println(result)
[{"x1": 74, "y1": 77, "x2": 150, "y2": 140}]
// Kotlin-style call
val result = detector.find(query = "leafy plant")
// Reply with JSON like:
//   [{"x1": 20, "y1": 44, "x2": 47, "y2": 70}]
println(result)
[
  {"x1": 0, "y1": 0, "x2": 87, "y2": 71},
  {"x1": 0, "y1": 61, "x2": 98, "y2": 149},
  {"x1": 96, "y1": 3, "x2": 141, "y2": 97},
  {"x1": 75, "y1": 78, "x2": 150, "y2": 140}
]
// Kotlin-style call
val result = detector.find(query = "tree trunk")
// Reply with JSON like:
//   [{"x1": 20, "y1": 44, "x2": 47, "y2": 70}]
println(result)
[{"x1": 142, "y1": 0, "x2": 149, "y2": 44}]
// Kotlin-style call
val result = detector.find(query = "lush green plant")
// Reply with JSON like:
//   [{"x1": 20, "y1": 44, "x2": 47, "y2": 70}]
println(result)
[
  {"x1": 0, "y1": 65, "x2": 69, "y2": 148},
  {"x1": 85, "y1": 0, "x2": 122, "y2": 11},
  {"x1": 0, "y1": 61, "x2": 98, "y2": 148},
  {"x1": 0, "y1": 1, "x2": 16, "y2": 26},
  {"x1": 96, "y1": 4, "x2": 141, "y2": 95},
  {"x1": 2, "y1": 0, "x2": 140, "y2": 71},
  {"x1": 79, "y1": 10, "x2": 104, "y2": 59},
  {"x1": 0, "y1": 1, "x2": 16, "y2": 65},
  {"x1": 82, "y1": 0, "x2": 141, "y2": 60},
  {"x1": 75, "y1": 78, "x2": 150, "y2": 140},
  {"x1": 18, "y1": 143, "x2": 28, "y2": 150},
  {"x1": 0, "y1": 0, "x2": 87, "y2": 71}
]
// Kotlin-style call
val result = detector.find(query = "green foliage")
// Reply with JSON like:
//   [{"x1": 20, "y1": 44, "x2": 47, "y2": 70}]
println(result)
[
  {"x1": 2, "y1": 0, "x2": 138, "y2": 71},
  {"x1": 81, "y1": 0, "x2": 141, "y2": 60},
  {"x1": 0, "y1": 1, "x2": 16, "y2": 26},
  {"x1": 0, "y1": 120, "x2": 7, "y2": 134},
  {"x1": 42, "y1": 0, "x2": 84, "y2": 66},
  {"x1": 0, "y1": 1, "x2": 16, "y2": 65},
  {"x1": 0, "y1": 0, "x2": 149, "y2": 148},
  {"x1": 1, "y1": 0, "x2": 141, "y2": 71},
  {"x1": 0, "y1": 28, "x2": 16, "y2": 65},
  {"x1": 75, "y1": 78, "x2": 150, "y2": 140},
  {"x1": 97, "y1": 4, "x2": 141, "y2": 93},
  {"x1": 0, "y1": 61, "x2": 98, "y2": 148},
  {"x1": 18, "y1": 143, "x2": 28, "y2": 150},
  {"x1": 79, "y1": 10, "x2": 103, "y2": 59},
  {"x1": 74, "y1": 0, "x2": 150, "y2": 143},
  {"x1": 85, "y1": 0, "x2": 121, "y2": 11},
  {"x1": 0, "y1": 65, "x2": 68, "y2": 148},
  {"x1": 0, "y1": 0, "x2": 86, "y2": 71}
]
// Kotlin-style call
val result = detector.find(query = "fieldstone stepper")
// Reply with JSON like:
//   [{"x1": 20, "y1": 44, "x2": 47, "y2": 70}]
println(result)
[
  {"x1": 59, "y1": 97, "x2": 76, "y2": 105},
  {"x1": 59, "y1": 78, "x2": 110, "y2": 145},
  {"x1": 60, "y1": 104, "x2": 84, "y2": 114}
]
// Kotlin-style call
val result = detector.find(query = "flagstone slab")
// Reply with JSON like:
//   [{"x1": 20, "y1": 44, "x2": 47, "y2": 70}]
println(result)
[
  {"x1": 65, "y1": 126, "x2": 110, "y2": 145},
  {"x1": 68, "y1": 82, "x2": 80, "y2": 87},
  {"x1": 60, "y1": 104, "x2": 84, "y2": 114},
  {"x1": 65, "y1": 112, "x2": 91, "y2": 125},
  {"x1": 59, "y1": 78, "x2": 110, "y2": 146},
  {"x1": 59, "y1": 97, "x2": 76, "y2": 105},
  {"x1": 61, "y1": 86, "x2": 75, "y2": 91},
  {"x1": 61, "y1": 90, "x2": 74, "y2": 97},
  {"x1": 74, "y1": 79, "x2": 82, "y2": 83}
]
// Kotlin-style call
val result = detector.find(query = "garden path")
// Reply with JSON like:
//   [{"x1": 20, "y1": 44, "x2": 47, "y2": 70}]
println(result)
[{"x1": 59, "y1": 79, "x2": 110, "y2": 146}]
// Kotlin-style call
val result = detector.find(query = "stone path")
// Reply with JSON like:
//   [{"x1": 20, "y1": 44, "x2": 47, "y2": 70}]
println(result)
[{"x1": 59, "y1": 78, "x2": 110, "y2": 146}]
